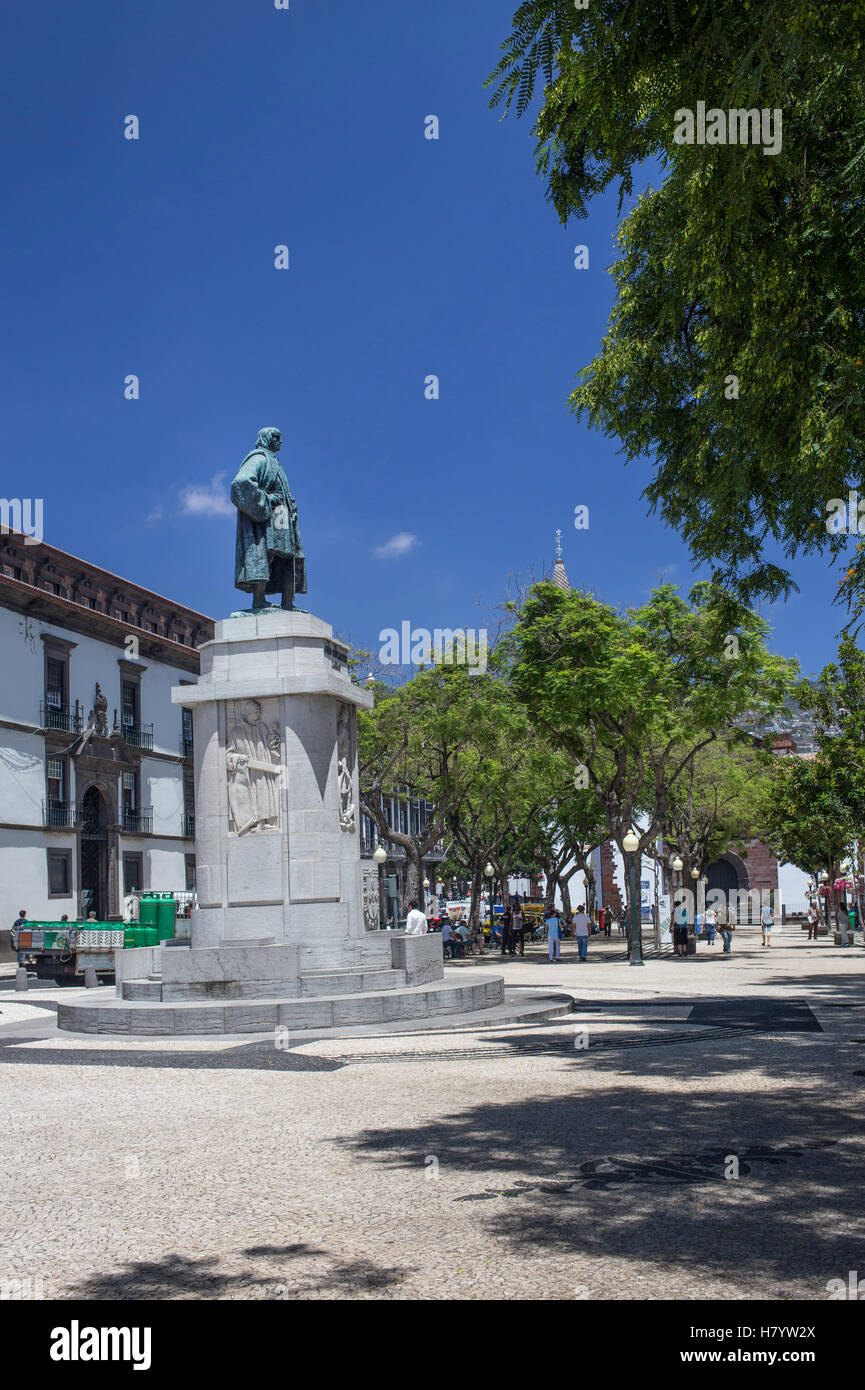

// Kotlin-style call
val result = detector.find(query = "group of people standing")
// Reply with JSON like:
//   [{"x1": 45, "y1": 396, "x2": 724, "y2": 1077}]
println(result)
[{"x1": 671, "y1": 903, "x2": 736, "y2": 956}]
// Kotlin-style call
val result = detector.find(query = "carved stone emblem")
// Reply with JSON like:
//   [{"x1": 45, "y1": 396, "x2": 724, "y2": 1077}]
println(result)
[{"x1": 88, "y1": 683, "x2": 109, "y2": 738}]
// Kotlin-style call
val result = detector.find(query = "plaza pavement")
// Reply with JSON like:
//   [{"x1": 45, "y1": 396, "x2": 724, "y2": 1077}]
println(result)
[{"x1": 1, "y1": 923, "x2": 864, "y2": 1301}]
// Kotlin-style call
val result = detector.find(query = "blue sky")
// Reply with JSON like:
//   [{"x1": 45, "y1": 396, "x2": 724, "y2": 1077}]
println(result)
[{"x1": 2, "y1": 0, "x2": 850, "y2": 678}]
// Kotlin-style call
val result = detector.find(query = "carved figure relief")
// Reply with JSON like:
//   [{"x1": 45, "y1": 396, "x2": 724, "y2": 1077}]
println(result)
[
  {"x1": 336, "y1": 702, "x2": 356, "y2": 832},
  {"x1": 226, "y1": 698, "x2": 282, "y2": 834},
  {"x1": 362, "y1": 864, "x2": 380, "y2": 931}
]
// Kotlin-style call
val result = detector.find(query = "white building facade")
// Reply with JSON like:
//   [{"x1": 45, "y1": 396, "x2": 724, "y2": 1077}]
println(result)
[{"x1": 0, "y1": 532, "x2": 213, "y2": 926}]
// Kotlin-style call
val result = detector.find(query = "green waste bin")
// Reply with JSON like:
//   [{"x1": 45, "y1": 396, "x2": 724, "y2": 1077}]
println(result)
[
  {"x1": 138, "y1": 894, "x2": 160, "y2": 929},
  {"x1": 156, "y1": 893, "x2": 177, "y2": 941}
]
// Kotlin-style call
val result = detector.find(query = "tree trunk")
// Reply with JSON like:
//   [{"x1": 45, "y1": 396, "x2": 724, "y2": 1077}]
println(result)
[
  {"x1": 402, "y1": 851, "x2": 421, "y2": 917},
  {"x1": 559, "y1": 875, "x2": 572, "y2": 921},
  {"x1": 544, "y1": 872, "x2": 558, "y2": 916},
  {"x1": 468, "y1": 858, "x2": 483, "y2": 929}
]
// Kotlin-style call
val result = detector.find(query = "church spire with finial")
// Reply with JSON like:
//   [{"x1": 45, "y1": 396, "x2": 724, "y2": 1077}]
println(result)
[{"x1": 552, "y1": 528, "x2": 570, "y2": 591}]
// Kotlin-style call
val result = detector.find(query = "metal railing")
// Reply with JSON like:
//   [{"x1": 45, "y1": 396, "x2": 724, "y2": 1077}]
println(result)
[
  {"x1": 183, "y1": 813, "x2": 195, "y2": 838},
  {"x1": 120, "y1": 721, "x2": 154, "y2": 750},
  {"x1": 40, "y1": 703, "x2": 82, "y2": 734},
  {"x1": 42, "y1": 800, "x2": 75, "y2": 828},
  {"x1": 182, "y1": 736, "x2": 194, "y2": 758},
  {"x1": 122, "y1": 807, "x2": 153, "y2": 834}
]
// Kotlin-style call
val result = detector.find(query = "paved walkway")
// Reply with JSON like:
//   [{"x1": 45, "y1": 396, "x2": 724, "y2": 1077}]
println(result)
[{"x1": 1, "y1": 926, "x2": 863, "y2": 1300}]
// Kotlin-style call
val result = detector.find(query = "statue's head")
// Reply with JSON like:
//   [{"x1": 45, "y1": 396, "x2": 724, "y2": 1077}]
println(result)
[
  {"x1": 256, "y1": 427, "x2": 281, "y2": 454},
  {"x1": 243, "y1": 699, "x2": 262, "y2": 723}
]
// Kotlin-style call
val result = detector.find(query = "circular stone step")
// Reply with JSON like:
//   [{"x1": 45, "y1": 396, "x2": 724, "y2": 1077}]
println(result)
[{"x1": 57, "y1": 973, "x2": 508, "y2": 1036}]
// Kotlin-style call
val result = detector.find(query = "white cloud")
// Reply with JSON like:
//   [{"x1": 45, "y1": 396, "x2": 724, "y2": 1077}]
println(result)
[
  {"x1": 374, "y1": 531, "x2": 418, "y2": 559},
  {"x1": 179, "y1": 473, "x2": 233, "y2": 518}
]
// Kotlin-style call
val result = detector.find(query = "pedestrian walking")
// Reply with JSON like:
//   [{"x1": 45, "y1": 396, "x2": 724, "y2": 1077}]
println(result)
[
  {"x1": 545, "y1": 909, "x2": 561, "y2": 963},
  {"x1": 573, "y1": 905, "x2": 591, "y2": 962},
  {"x1": 715, "y1": 901, "x2": 732, "y2": 953},
  {"x1": 761, "y1": 901, "x2": 774, "y2": 946},
  {"x1": 510, "y1": 907, "x2": 525, "y2": 957},
  {"x1": 704, "y1": 907, "x2": 717, "y2": 945},
  {"x1": 806, "y1": 903, "x2": 820, "y2": 940},
  {"x1": 603, "y1": 909, "x2": 612, "y2": 938},
  {"x1": 673, "y1": 901, "x2": 689, "y2": 957},
  {"x1": 500, "y1": 907, "x2": 512, "y2": 957}
]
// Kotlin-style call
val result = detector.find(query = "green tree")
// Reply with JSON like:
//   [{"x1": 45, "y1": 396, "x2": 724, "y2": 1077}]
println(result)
[
  {"x1": 758, "y1": 753, "x2": 858, "y2": 934},
  {"x1": 489, "y1": 2, "x2": 865, "y2": 616},
  {"x1": 504, "y1": 579, "x2": 796, "y2": 922}
]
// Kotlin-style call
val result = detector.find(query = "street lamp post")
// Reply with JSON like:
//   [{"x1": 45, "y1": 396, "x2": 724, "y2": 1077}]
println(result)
[
  {"x1": 689, "y1": 866, "x2": 700, "y2": 955},
  {"x1": 484, "y1": 862, "x2": 494, "y2": 952},
  {"x1": 422, "y1": 877, "x2": 430, "y2": 914},
  {"x1": 819, "y1": 870, "x2": 830, "y2": 934},
  {"x1": 672, "y1": 856, "x2": 683, "y2": 956},
  {"x1": 623, "y1": 831, "x2": 644, "y2": 966},
  {"x1": 373, "y1": 844, "x2": 387, "y2": 928}
]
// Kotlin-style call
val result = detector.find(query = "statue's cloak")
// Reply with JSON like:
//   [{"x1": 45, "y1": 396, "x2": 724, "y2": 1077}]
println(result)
[{"x1": 231, "y1": 436, "x2": 307, "y2": 596}]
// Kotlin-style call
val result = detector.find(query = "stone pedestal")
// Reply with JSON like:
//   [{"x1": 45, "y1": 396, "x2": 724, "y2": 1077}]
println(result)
[
  {"x1": 174, "y1": 610, "x2": 372, "y2": 973},
  {"x1": 56, "y1": 608, "x2": 515, "y2": 1035}
]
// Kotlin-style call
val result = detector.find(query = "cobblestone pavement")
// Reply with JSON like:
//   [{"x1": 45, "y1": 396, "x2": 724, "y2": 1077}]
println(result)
[{"x1": 2, "y1": 926, "x2": 864, "y2": 1301}]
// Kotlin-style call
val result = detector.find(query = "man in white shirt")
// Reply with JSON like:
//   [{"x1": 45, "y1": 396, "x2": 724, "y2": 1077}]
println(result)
[
  {"x1": 761, "y1": 901, "x2": 774, "y2": 946},
  {"x1": 404, "y1": 899, "x2": 428, "y2": 935},
  {"x1": 573, "y1": 906, "x2": 591, "y2": 962}
]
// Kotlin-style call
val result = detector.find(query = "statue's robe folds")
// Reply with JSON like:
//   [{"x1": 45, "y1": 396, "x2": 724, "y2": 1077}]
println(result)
[{"x1": 231, "y1": 447, "x2": 307, "y2": 597}]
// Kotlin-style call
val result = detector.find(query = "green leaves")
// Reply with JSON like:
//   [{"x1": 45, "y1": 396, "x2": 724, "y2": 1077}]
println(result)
[{"x1": 491, "y1": 1, "x2": 865, "y2": 611}]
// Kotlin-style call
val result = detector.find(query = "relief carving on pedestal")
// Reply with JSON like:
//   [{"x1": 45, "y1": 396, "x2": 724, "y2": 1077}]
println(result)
[
  {"x1": 362, "y1": 863, "x2": 380, "y2": 931},
  {"x1": 226, "y1": 698, "x2": 282, "y2": 835},
  {"x1": 337, "y1": 702, "x2": 356, "y2": 833}
]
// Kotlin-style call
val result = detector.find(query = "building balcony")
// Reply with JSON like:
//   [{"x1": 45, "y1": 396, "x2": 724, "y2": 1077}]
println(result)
[
  {"x1": 39, "y1": 703, "x2": 83, "y2": 734},
  {"x1": 183, "y1": 813, "x2": 195, "y2": 838},
  {"x1": 182, "y1": 736, "x2": 194, "y2": 759},
  {"x1": 43, "y1": 799, "x2": 75, "y2": 828},
  {"x1": 120, "y1": 721, "x2": 154, "y2": 750},
  {"x1": 122, "y1": 807, "x2": 153, "y2": 835}
]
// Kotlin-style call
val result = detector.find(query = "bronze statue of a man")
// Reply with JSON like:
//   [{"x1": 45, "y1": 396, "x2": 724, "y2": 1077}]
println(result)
[{"x1": 231, "y1": 427, "x2": 307, "y2": 611}]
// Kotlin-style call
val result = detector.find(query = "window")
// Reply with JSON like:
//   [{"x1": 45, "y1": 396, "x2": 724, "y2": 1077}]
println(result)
[
  {"x1": 85, "y1": 596, "x2": 95, "y2": 610},
  {"x1": 121, "y1": 680, "x2": 139, "y2": 729},
  {"x1": 47, "y1": 850, "x2": 71, "y2": 897},
  {"x1": 185, "y1": 855, "x2": 196, "y2": 892},
  {"x1": 123, "y1": 853, "x2": 143, "y2": 895},
  {"x1": 3, "y1": 563, "x2": 20, "y2": 579},
  {"x1": 182, "y1": 707, "x2": 193, "y2": 756},
  {"x1": 122, "y1": 770, "x2": 138, "y2": 813},
  {"x1": 46, "y1": 659, "x2": 66, "y2": 711},
  {"x1": 47, "y1": 754, "x2": 66, "y2": 804}
]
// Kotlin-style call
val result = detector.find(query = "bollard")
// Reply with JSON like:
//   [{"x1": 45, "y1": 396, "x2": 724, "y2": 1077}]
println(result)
[
  {"x1": 84, "y1": 967, "x2": 98, "y2": 989},
  {"x1": 15, "y1": 967, "x2": 28, "y2": 992}
]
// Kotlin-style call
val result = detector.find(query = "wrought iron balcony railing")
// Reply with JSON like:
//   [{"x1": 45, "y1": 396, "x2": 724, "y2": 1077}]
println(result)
[
  {"x1": 42, "y1": 799, "x2": 75, "y2": 828},
  {"x1": 120, "y1": 721, "x2": 154, "y2": 750},
  {"x1": 39, "y1": 703, "x2": 83, "y2": 734},
  {"x1": 183, "y1": 813, "x2": 195, "y2": 838},
  {"x1": 122, "y1": 807, "x2": 153, "y2": 835}
]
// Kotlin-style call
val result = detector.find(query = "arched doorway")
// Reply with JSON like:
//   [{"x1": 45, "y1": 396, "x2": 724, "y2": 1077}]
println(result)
[
  {"x1": 79, "y1": 785, "x2": 108, "y2": 920},
  {"x1": 705, "y1": 852, "x2": 749, "y2": 923}
]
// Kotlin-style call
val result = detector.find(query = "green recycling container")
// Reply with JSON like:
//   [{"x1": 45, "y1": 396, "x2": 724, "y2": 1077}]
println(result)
[
  {"x1": 156, "y1": 893, "x2": 177, "y2": 941},
  {"x1": 138, "y1": 894, "x2": 160, "y2": 928}
]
